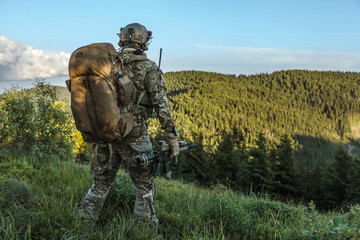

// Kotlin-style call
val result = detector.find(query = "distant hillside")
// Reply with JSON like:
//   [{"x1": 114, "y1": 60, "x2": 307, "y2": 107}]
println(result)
[
  {"x1": 165, "y1": 70, "x2": 360, "y2": 141},
  {"x1": 163, "y1": 70, "x2": 360, "y2": 160},
  {"x1": 54, "y1": 86, "x2": 71, "y2": 109}
]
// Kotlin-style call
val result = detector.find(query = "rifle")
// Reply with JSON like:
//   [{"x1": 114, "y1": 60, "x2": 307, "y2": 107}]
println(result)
[{"x1": 136, "y1": 140, "x2": 196, "y2": 179}]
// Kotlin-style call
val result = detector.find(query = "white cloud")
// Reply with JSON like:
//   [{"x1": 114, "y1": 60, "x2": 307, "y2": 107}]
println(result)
[
  {"x1": 1, "y1": 35, "x2": 359, "y2": 82},
  {"x1": 0, "y1": 35, "x2": 70, "y2": 81},
  {"x1": 162, "y1": 45, "x2": 360, "y2": 75}
]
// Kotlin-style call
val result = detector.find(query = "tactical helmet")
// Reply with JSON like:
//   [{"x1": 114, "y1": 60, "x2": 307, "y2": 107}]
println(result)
[{"x1": 117, "y1": 23, "x2": 152, "y2": 50}]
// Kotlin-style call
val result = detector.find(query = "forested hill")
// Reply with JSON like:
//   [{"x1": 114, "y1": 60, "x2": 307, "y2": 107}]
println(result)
[
  {"x1": 2, "y1": 70, "x2": 360, "y2": 216},
  {"x1": 164, "y1": 70, "x2": 360, "y2": 149}
]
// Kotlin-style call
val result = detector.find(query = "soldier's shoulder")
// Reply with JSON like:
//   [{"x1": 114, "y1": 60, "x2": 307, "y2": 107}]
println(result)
[
  {"x1": 140, "y1": 58, "x2": 158, "y2": 70},
  {"x1": 142, "y1": 57, "x2": 156, "y2": 66}
]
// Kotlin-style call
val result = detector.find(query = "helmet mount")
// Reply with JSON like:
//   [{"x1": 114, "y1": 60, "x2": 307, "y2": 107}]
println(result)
[{"x1": 117, "y1": 23, "x2": 152, "y2": 50}]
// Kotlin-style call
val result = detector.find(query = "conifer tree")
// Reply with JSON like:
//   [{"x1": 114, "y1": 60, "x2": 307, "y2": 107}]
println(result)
[
  {"x1": 213, "y1": 131, "x2": 238, "y2": 187},
  {"x1": 320, "y1": 146, "x2": 355, "y2": 209},
  {"x1": 344, "y1": 156, "x2": 360, "y2": 206},
  {"x1": 248, "y1": 132, "x2": 273, "y2": 193},
  {"x1": 272, "y1": 134, "x2": 298, "y2": 197},
  {"x1": 173, "y1": 133, "x2": 213, "y2": 184}
]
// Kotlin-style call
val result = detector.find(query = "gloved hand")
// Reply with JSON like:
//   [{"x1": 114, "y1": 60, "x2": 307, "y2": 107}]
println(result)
[{"x1": 166, "y1": 131, "x2": 179, "y2": 164}]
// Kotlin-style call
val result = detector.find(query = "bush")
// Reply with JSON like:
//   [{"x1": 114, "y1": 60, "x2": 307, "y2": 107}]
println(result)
[{"x1": 0, "y1": 82, "x2": 75, "y2": 161}]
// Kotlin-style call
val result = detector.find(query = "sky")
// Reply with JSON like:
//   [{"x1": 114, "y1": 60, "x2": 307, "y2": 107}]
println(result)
[{"x1": 0, "y1": 0, "x2": 360, "y2": 91}]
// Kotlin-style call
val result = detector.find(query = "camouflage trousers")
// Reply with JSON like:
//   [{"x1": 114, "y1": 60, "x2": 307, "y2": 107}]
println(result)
[{"x1": 78, "y1": 119, "x2": 159, "y2": 225}]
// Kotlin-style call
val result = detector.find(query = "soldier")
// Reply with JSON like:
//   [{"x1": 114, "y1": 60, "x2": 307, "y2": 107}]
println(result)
[{"x1": 78, "y1": 23, "x2": 179, "y2": 227}]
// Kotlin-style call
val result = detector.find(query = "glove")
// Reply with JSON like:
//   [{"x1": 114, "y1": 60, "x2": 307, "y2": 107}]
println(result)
[{"x1": 166, "y1": 131, "x2": 179, "y2": 163}]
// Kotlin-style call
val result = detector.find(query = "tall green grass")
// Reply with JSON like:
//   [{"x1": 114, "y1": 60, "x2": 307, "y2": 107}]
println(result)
[{"x1": 1, "y1": 151, "x2": 359, "y2": 239}]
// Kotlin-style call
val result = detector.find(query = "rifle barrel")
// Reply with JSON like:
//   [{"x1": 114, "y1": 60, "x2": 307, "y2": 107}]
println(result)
[{"x1": 179, "y1": 143, "x2": 197, "y2": 153}]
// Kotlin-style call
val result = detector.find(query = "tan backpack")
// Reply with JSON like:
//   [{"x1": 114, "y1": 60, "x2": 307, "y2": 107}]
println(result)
[{"x1": 66, "y1": 43, "x2": 136, "y2": 143}]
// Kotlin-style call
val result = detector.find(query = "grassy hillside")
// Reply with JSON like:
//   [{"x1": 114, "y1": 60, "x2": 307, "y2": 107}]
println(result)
[
  {"x1": 1, "y1": 72, "x2": 360, "y2": 238},
  {"x1": 1, "y1": 151, "x2": 360, "y2": 239}
]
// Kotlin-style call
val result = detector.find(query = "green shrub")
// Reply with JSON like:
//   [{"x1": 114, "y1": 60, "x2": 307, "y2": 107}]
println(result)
[{"x1": 0, "y1": 82, "x2": 75, "y2": 161}]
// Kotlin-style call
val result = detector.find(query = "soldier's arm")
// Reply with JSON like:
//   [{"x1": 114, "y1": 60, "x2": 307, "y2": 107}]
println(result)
[
  {"x1": 145, "y1": 61, "x2": 179, "y2": 158},
  {"x1": 144, "y1": 62, "x2": 174, "y2": 130}
]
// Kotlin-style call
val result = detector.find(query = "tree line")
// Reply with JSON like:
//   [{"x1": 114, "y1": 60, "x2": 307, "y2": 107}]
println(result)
[
  {"x1": 170, "y1": 130, "x2": 360, "y2": 210},
  {"x1": 160, "y1": 70, "x2": 360, "y2": 210}
]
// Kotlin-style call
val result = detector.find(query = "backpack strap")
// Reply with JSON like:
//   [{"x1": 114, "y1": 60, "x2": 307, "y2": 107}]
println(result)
[
  {"x1": 136, "y1": 90, "x2": 146, "y2": 107},
  {"x1": 133, "y1": 90, "x2": 147, "y2": 113}
]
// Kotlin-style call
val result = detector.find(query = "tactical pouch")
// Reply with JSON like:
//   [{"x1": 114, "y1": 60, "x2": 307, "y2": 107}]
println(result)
[{"x1": 117, "y1": 75, "x2": 136, "y2": 109}]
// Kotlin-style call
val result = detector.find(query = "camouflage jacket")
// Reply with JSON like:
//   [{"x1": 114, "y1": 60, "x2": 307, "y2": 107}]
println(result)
[{"x1": 118, "y1": 47, "x2": 175, "y2": 130}]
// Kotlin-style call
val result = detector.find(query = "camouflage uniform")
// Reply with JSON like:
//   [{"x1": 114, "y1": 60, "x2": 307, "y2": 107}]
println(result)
[{"x1": 79, "y1": 47, "x2": 177, "y2": 225}]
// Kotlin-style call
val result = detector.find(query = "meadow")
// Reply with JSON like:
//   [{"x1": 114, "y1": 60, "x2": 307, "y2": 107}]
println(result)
[{"x1": 1, "y1": 150, "x2": 360, "y2": 239}]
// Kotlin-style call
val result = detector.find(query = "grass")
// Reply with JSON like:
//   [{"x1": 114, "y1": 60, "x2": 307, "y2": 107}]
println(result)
[{"x1": 1, "y1": 150, "x2": 360, "y2": 239}]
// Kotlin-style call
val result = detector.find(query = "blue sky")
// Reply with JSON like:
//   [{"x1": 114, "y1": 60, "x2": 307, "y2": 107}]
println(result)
[{"x1": 0, "y1": 0, "x2": 360, "y2": 89}]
